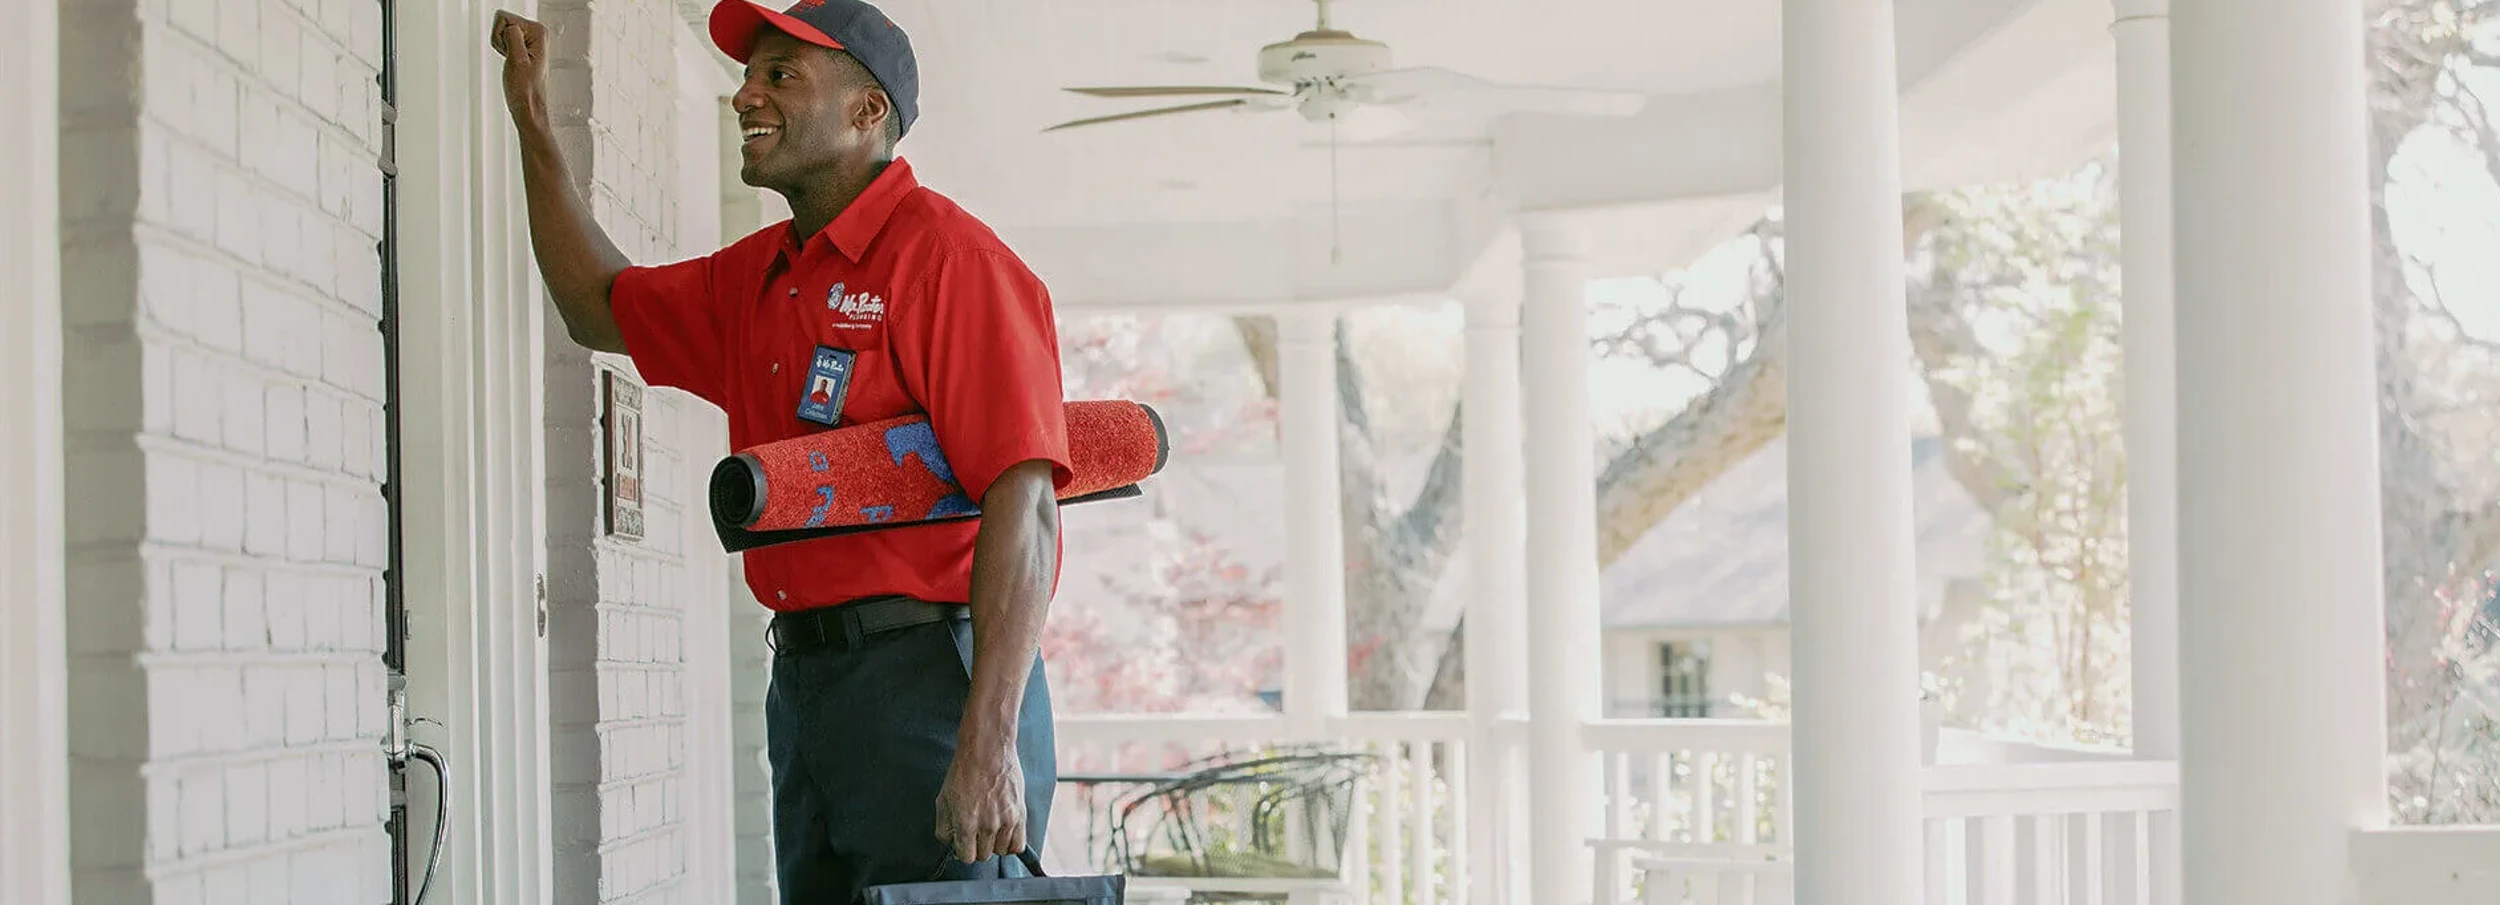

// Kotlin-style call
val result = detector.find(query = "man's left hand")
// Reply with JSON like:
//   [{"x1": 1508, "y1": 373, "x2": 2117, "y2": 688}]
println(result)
[{"x1": 936, "y1": 740, "x2": 1026, "y2": 863}]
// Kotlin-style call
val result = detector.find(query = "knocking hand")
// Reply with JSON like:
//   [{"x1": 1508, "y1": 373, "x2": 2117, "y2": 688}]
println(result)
[
  {"x1": 935, "y1": 743, "x2": 1027, "y2": 864},
  {"x1": 488, "y1": 10, "x2": 549, "y2": 120}
]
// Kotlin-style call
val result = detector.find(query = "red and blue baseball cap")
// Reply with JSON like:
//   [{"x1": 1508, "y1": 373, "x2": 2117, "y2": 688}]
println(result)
[{"x1": 710, "y1": 0, "x2": 920, "y2": 139}]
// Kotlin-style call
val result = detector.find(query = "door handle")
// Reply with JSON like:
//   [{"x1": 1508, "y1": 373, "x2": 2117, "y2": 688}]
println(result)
[
  {"x1": 394, "y1": 740, "x2": 450, "y2": 904},
  {"x1": 387, "y1": 673, "x2": 450, "y2": 905}
]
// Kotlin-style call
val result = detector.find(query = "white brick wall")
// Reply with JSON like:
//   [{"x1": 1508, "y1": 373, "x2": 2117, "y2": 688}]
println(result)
[{"x1": 60, "y1": 0, "x2": 393, "y2": 902}]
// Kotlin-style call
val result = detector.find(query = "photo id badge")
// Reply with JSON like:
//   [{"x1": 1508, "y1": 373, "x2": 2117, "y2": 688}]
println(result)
[{"x1": 796, "y1": 346, "x2": 856, "y2": 426}]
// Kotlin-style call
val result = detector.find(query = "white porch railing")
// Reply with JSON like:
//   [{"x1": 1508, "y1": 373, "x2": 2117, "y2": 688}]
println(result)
[
  {"x1": 1584, "y1": 719, "x2": 1794, "y2": 905},
  {"x1": 1921, "y1": 761, "x2": 2180, "y2": 905},
  {"x1": 1050, "y1": 712, "x2": 1471, "y2": 905},
  {"x1": 1052, "y1": 714, "x2": 2182, "y2": 905}
]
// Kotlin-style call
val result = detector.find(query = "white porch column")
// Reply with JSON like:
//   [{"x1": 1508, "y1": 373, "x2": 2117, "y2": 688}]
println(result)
[
  {"x1": 1782, "y1": 0, "x2": 1925, "y2": 901},
  {"x1": 2112, "y1": 3, "x2": 2182, "y2": 904},
  {"x1": 0, "y1": 0, "x2": 68, "y2": 900},
  {"x1": 1278, "y1": 310, "x2": 1350, "y2": 738},
  {"x1": 1462, "y1": 288, "x2": 1530, "y2": 905},
  {"x1": 2172, "y1": 2, "x2": 2387, "y2": 904},
  {"x1": 1520, "y1": 214, "x2": 1601, "y2": 905}
]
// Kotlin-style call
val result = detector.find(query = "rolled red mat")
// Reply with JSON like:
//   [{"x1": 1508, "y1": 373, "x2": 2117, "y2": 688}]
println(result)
[{"x1": 707, "y1": 399, "x2": 1168, "y2": 552}]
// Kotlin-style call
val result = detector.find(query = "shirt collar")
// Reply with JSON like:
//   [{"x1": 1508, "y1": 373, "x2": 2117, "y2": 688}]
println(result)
[{"x1": 776, "y1": 157, "x2": 919, "y2": 266}]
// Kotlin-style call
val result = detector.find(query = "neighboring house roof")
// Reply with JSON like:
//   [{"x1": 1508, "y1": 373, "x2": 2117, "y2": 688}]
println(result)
[{"x1": 1598, "y1": 435, "x2": 1995, "y2": 630}]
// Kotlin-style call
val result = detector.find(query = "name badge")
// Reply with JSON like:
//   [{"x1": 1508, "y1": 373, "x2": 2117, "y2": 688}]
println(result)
[{"x1": 796, "y1": 346, "x2": 856, "y2": 426}]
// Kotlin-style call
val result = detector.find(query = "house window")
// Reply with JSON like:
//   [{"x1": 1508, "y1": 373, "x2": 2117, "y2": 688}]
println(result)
[{"x1": 1657, "y1": 640, "x2": 1712, "y2": 718}]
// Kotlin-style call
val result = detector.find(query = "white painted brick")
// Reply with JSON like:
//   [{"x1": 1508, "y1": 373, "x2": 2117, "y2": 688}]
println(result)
[
  {"x1": 316, "y1": 130, "x2": 353, "y2": 219},
  {"x1": 243, "y1": 666, "x2": 287, "y2": 746},
  {"x1": 222, "y1": 369, "x2": 266, "y2": 455},
  {"x1": 339, "y1": 397, "x2": 371, "y2": 478},
  {"x1": 284, "y1": 478, "x2": 324, "y2": 562},
  {"x1": 137, "y1": 122, "x2": 172, "y2": 226},
  {"x1": 368, "y1": 406, "x2": 386, "y2": 484},
  {"x1": 284, "y1": 666, "x2": 324, "y2": 745},
  {"x1": 198, "y1": 667, "x2": 246, "y2": 753},
  {"x1": 282, "y1": 287, "x2": 324, "y2": 379},
  {"x1": 262, "y1": 577, "x2": 304, "y2": 650},
  {"x1": 240, "y1": 94, "x2": 283, "y2": 187},
  {"x1": 306, "y1": 755, "x2": 342, "y2": 829},
  {"x1": 322, "y1": 310, "x2": 379, "y2": 401},
  {"x1": 267, "y1": 756, "x2": 306, "y2": 840},
  {"x1": 261, "y1": 6, "x2": 302, "y2": 94},
  {"x1": 169, "y1": 0, "x2": 217, "y2": 47},
  {"x1": 202, "y1": 64, "x2": 244, "y2": 158},
  {"x1": 248, "y1": 856, "x2": 289, "y2": 903},
  {"x1": 303, "y1": 390, "x2": 341, "y2": 469},
  {"x1": 217, "y1": 0, "x2": 259, "y2": 72},
  {"x1": 143, "y1": 450, "x2": 200, "y2": 545},
  {"x1": 322, "y1": 483, "x2": 358, "y2": 564},
  {"x1": 335, "y1": 579, "x2": 366, "y2": 651},
  {"x1": 241, "y1": 279, "x2": 289, "y2": 375},
  {"x1": 226, "y1": 568, "x2": 267, "y2": 650},
  {"x1": 325, "y1": 665, "x2": 357, "y2": 741},
  {"x1": 226, "y1": 761, "x2": 269, "y2": 846},
  {"x1": 260, "y1": 195, "x2": 305, "y2": 282},
  {"x1": 161, "y1": 132, "x2": 220, "y2": 240},
  {"x1": 298, "y1": 43, "x2": 335, "y2": 127},
  {"x1": 336, "y1": 225, "x2": 382, "y2": 318},
  {"x1": 202, "y1": 865, "x2": 249, "y2": 905},
  {"x1": 170, "y1": 349, "x2": 221, "y2": 445},
  {"x1": 215, "y1": 168, "x2": 265, "y2": 267},
  {"x1": 171, "y1": 560, "x2": 222, "y2": 650},
  {"x1": 277, "y1": 115, "x2": 321, "y2": 209},
  {"x1": 197, "y1": 459, "x2": 247, "y2": 552},
  {"x1": 140, "y1": 770, "x2": 180, "y2": 862},
  {"x1": 245, "y1": 470, "x2": 287, "y2": 556},
  {"x1": 179, "y1": 767, "x2": 226, "y2": 855},
  {"x1": 358, "y1": 664, "x2": 385, "y2": 739},
  {"x1": 142, "y1": 333, "x2": 176, "y2": 436},
  {"x1": 147, "y1": 667, "x2": 200, "y2": 764},
  {"x1": 357, "y1": 491, "x2": 387, "y2": 569},
  {"x1": 302, "y1": 575, "x2": 340, "y2": 650},
  {"x1": 153, "y1": 872, "x2": 200, "y2": 905}
]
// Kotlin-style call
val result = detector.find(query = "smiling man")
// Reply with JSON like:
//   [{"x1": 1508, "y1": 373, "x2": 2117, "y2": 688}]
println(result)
[{"x1": 489, "y1": 2, "x2": 1073, "y2": 901}]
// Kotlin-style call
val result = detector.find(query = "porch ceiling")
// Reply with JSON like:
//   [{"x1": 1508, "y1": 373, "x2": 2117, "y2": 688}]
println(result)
[{"x1": 805, "y1": 0, "x2": 2122, "y2": 306}]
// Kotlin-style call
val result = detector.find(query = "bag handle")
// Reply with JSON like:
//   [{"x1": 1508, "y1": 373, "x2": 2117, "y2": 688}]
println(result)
[{"x1": 929, "y1": 847, "x2": 1047, "y2": 880}]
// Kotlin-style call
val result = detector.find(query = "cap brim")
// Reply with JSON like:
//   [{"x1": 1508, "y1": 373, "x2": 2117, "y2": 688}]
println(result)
[{"x1": 709, "y1": 1, "x2": 845, "y2": 64}]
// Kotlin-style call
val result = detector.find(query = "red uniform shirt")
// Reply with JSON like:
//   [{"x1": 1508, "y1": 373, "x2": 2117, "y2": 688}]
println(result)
[{"x1": 608, "y1": 158, "x2": 1072, "y2": 611}]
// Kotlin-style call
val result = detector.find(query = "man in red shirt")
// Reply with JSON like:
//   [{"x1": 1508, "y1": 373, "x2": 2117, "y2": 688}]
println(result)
[{"x1": 492, "y1": 2, "x2": 1072, "y2": 899}]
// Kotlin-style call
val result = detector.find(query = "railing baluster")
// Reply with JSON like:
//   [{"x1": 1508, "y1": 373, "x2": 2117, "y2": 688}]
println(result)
[{"x1": 1410, "y1": 740, "x2": 1434, "y2": 905}]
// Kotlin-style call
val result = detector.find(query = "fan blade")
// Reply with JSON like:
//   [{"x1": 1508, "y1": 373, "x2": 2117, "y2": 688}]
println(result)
[
  {"x1": 1346, "y1": 66, "x2": 1648, "y2": 117},
  {"x1": 1042, "y1": 98, "x2": 1258, "y2": 132},
  {"x1": 1063, "y1": 85, "x2": 1290, "y2": 98}
]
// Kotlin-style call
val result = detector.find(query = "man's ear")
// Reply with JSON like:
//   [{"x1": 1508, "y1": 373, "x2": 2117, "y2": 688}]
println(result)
[{"x1": 854, "y1": 87, "x2": 892, "y2": 136}]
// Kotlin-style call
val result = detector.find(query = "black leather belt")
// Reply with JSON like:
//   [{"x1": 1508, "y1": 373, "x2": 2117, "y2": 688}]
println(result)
[{"x1": 767, "y1": 595, "x2": 968, "y2": 655}]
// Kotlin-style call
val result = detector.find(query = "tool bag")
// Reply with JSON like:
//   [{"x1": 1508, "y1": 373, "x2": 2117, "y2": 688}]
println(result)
[{"x1": 857, "y1": 850, "x2": 1125, "y2": 905}]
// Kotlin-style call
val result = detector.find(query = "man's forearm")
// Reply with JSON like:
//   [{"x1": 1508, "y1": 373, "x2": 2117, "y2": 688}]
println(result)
[
  {"x1": 508, "y1": 96, "x2": 631, "y2": 353},
  {"x1": 959, "y1": 461, "x2": 1060, "y2": 751}
]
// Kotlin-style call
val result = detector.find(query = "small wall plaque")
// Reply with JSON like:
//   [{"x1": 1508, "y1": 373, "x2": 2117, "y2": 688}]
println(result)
[{"x1": 604, "y1": 369, "x2": 645, "y2": 541}]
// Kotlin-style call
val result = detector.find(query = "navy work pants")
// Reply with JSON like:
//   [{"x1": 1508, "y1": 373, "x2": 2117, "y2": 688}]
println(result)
[{"x1": 763, "y1": 609, "x2": 1056, "y2": 904}]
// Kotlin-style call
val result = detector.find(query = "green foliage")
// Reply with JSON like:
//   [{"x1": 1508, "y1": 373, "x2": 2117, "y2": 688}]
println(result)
[{"x1": 1914, "y1": 159, "x2": 2135, "y2": 748}]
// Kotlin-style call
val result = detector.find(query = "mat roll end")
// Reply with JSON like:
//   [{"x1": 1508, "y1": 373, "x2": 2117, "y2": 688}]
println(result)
[{"x1": 708, "y1": 452, "x2": 768, "y2": 529}]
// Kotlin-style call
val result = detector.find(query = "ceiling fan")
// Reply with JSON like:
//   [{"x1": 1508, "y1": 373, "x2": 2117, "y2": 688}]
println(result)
[{"x1": 1041, "y1": 0, "x2": 1649, "y2": 136}]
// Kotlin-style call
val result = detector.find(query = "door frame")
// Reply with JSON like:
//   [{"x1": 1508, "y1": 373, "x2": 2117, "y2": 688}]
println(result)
[
  {"x1": 0, "y1": 0, "x2": 68, "y2": 901},
  {"x1": 393, "y1": 1, "x2": 556, "y2": 900}
]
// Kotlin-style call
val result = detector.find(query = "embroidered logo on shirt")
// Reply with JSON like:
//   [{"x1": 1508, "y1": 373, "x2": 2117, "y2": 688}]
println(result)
[{"x1": 826, "y1": 281, "x2": 885, "y2": 328}]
